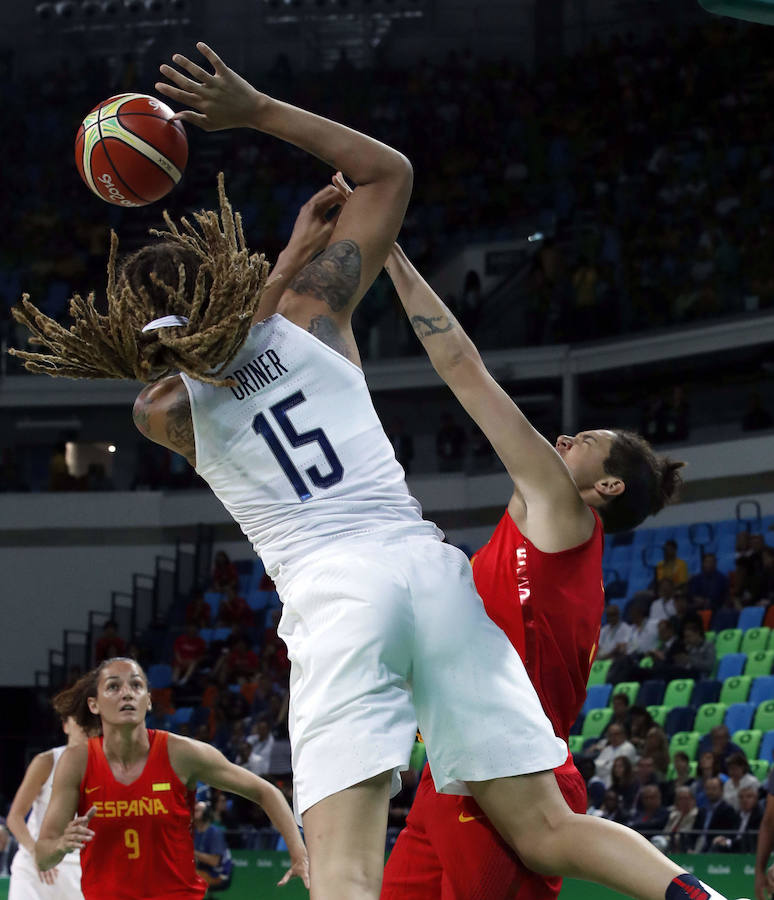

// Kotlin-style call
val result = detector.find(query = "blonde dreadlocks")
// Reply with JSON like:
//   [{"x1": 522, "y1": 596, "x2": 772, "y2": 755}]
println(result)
[{"x1": 9, "y1": 174, "x2": 271, "y2": 387}]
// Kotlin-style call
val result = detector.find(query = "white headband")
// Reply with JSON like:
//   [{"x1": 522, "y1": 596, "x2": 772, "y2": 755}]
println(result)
[{"x1": 142, "y1": 315, "x2": 190, "y2": 333}]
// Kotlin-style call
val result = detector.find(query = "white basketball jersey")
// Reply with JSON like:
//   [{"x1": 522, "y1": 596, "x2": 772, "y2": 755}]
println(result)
[
  {"x1": 16, "y1": 745, "x2": 80, "y2": 865},
  {"x1": 181, "y1": 315, "x2": 441, "y2": 576}
]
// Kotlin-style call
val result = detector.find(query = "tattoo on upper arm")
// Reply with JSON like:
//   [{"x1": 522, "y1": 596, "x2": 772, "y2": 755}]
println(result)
[
  {"x1": 308, "y1": 315, "x2": 351, "y2": 360},
  {"x1": 133, "y1": 395, "x2": 151, "y2": 437},
  {"x1": 410, "y1": 315, "x2": 454, "y2": 338},
  {"x1": 166, "y1": 391, "x2": 196, "y2": 461},
  {"x1": 288, "y1": 240, "x2": 361, "y2": 312}
]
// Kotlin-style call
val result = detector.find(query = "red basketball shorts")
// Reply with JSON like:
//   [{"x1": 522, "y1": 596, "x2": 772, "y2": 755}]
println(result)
[{"x1": 381, "y1": 760, "x2": 587, "y2": 900}]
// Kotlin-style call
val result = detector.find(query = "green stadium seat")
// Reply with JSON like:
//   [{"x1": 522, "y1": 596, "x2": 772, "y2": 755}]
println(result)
[
  {"x1": 568, "y1": 735, "x2": 585, "y2": 754},
  {"x1": 582, "y1": 707, "x2": 613, "y2": 739},
  {"x1": 694, "y1": 703, "x2": 728, "y2": 735},
  {"x1": 732, "y1": 729, "x2": 762, "y2": 759},
  {"x1": 768, "y1": 630, "x2": 774, "y2": 651},
  {"x1": 745, "y1": 650, "x2": 774, "y2": 677},
  {"x1": 666, "y1": 760, "x2": 697, "y2": 781},
  {"x1": 647, "y1": 705, "x2": 668, "y2": 727},
  {"x1": 719, "y1": 675, "x2": 752, "y2": 705},
  {"x1": 611, "y1": 681, "x2": 640, "y2": 707},
  {"x1": 669, "y1": 731, "x2": 700, "y2": 760},
  {"x1": 715, "y1": 628, "x2": 743, "y2": 658},
  {"x1": 639, "y1": 655, "x2": 654, "y2": 669},
  {"x1": 742, "y1": 627, "x2": 771, "y2": 654},
  {"x1": 587, "y1": 658, "x2": 612, "y2": 687},
  {"x1": 750, "y1": 759, "x2": 771, "y2": 781},
  {"x1": 705, "y1": 630, "x2": 716, "y2": 645},
  {"x1": 754, "y1": 700, "x2": 774, "y2": 732},
  {"x1": 663, "y1": 678, "x2": 695, "y2": 708}
]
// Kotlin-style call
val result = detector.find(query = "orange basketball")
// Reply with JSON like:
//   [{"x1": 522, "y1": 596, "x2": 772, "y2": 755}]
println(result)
[{"x1": 74, "y1": 93, "x2": 188, "y2": 207}]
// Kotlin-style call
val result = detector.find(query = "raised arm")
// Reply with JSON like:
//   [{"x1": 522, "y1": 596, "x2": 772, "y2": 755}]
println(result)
[
  {"x1": 35, "y1": 747, "x2": 94, "y2": 871},
  {"x1": 171, "y1": 735, "x2": 309, "y2": 888},
  {"x1": 156, "y1": 43, "x2": 410, "y2": 332},
  {"x1": 384, "y1": 243, "x2": 593, "y2": 551},
  {"x1": 7, "y1": 752, "x2": 54, "y2": 857}
]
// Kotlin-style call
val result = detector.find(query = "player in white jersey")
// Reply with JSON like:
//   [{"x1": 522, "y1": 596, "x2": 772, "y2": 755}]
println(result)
[
  {"x1": 6, "y1": 681, "x2": 99, "y2": 899},
  {"x1": 10, "y1": 43, "x2": 732, "y2": 900}
]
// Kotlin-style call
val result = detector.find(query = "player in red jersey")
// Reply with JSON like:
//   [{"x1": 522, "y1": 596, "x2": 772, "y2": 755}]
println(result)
[
  {"x1": 382, "y1": 506, "x2": 602, "y2": 900},
  {"x1": 374, "y1": 235, "x2": 698, "y2": 900},
  {"x1": 35, "y1": 659, "x2": 309, "y2": 900}
]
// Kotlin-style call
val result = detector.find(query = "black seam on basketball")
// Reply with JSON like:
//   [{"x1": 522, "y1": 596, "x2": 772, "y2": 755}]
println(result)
[
  {"x1": 108, "y1": 114, "x2": 185, "y2": 163},
  {"x1": 96, "y1": 116, "x2": 153, "y2": 205},
  {"x1": 107, "y1": 135, "x2": 176, "y2": 186}
]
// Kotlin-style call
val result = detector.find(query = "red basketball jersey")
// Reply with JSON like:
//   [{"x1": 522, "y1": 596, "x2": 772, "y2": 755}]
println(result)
[
  {"x1": 78, "y1": 730, "x2": 206, "y2": 900},
  {"x1": 471, "y1": 509, "x2": 605, "y2": 742}
]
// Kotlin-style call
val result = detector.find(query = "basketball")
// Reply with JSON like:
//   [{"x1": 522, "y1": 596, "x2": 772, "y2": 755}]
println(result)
[{"x1": 74, "y1": 93, "x2": 188, "y2": 207}]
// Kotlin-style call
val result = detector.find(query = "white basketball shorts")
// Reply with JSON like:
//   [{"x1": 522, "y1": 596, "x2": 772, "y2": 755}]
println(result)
[
  {"x1": 275, "y1": 534, "x2": 567, "y2": 820},
  {"x1": 9, "y1": 850, "x2": 83, "y2": 900}
]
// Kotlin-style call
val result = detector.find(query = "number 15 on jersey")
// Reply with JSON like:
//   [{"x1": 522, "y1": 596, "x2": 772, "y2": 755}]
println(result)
[{"x1": 253, "y1": 390, "x2": 344, "y2": 501}]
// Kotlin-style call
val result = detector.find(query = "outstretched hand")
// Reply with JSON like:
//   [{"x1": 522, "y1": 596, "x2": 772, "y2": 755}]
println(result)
[
  {"x1": 60, "y1": 806, "x2": 96, "y2": 854},
  {"x1": 155, "y1": 42, "x2": 266, "y2": 132},
  {"x1": 277, "y1": 850, "x2": 310, "y2": 889},
  {"x1": 285, "y1": 182, "x2": 349, "y2": 264}
]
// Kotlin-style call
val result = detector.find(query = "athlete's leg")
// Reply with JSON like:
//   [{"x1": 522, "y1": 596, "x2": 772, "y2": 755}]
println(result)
[
  {"x1": 302, "y1": 770, "x2": 393, "y2": 900},
  {"x1": 468, "y1": 771, "x2": 720, "y2": 900}
]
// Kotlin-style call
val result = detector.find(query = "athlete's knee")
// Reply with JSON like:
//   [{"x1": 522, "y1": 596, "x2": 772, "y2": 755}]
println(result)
[{"x1": 509, "y1": 807, "x2": 579, "y2": 876}]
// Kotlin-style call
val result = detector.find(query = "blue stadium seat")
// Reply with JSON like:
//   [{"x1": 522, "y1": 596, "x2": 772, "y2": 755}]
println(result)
[
  {"x1": 246, "y1": 589, "x2": 275, "y2": 611},
  {"x1": 724, "y1": 702, "x2": 756, "y2": 734},
  {"x1": 582, "y1": 683, "x2": 613, "y2": 714},
  {"x1": 738, "y1": 607, "x2": 766, "y2": 631},
  {"x1": 665, "y1": 706, "x2": 695, "y2": 737},
  {"x1": 716, "y1": 653, "x2": 747, "y2": 681},
  {"x1": 760, "y1": 730, "x2": 774, "y2": 763},
  {"x1": 199, "y1": 628, "x2": 213, "y2": 644},
  {"x1": 691, "y1": 680, "x2": 721, "y2": 707},
  {"x1": 147, "y1": 663, "x2": 172, "y2": 690},
  {"x1": 637, "y1": 680, "x2": 666, "y2": 707},
  {"x1": 170, "y1": 706, "x2": 194, "y2": 726},
  {"x1": 712, "y1": 609, "x2": 740, "y2": 631},
  {"x1": 750, "y1": 676, "x2": 774, "y2": 707},
  {"x1": 204, "y1": 591, "x2": 224, "y2": 620},
  {"x1": 212, "y1": 627, "x2": 232, "y2": 642}
]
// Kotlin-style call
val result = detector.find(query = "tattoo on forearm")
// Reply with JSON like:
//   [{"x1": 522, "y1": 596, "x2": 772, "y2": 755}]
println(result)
[
  {"x1": 288, "y1": 240, "x2": 361, "y2": 312},
  {"x1": 308, "y1": 315, "x2": 351, "y2": 360},
  {"x1": 166, "y1": 392, "x2": 196, "y2": 462},
  {"x1": 410, "y1": 315, "x2": 454, "y2": 338}
]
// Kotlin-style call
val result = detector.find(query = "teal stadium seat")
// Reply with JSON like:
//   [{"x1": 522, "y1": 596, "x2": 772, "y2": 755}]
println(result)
[
  {"x1": 587, "y1": 659, "x2": 612, "y2": 687},
  {"x1": 582, "y1": 708, "x2": 613, "y2": 740},
  {"x1": 746, "y1": 651, "x2": 774, "y2": 677},
  {"x1": 732, "y1": 729, "x2": 762, "y2": 759},
  {"x1": 647, "y1": 705, "x2": 668, "y2": 727},
  {"x1": 663, "y1": 678, "x2": 695, "y2": 708},
  {"x1": 742, "y1": 627, "x2": 771, "y2": 654},
  {"x1": 611, "y1": 681, "x2": 640, "y2": 707},
  {"x1": 715, "y1": 629, "x2": 743, "y2": 658},
  {"x1": 719, "y1": 675, "x2": 752, "y2": 705},
  {"x1": 754, "y1": 700, "x2": 774, "y2": 732},
  {"x1": 694, "y1": 703, "x2": 728, "y2": 735},
  {"x1": 669, "y1": 731, "x2": 700, "y2": 760}
]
